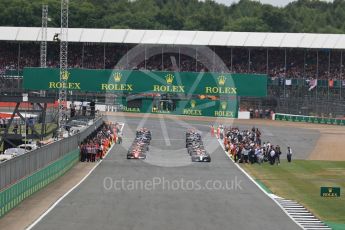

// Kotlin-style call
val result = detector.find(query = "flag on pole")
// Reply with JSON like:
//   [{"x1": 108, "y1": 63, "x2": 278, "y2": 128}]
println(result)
[
  {"x1": 285, "y1": 79, "x2": 292, "y2": 86},
  {"x1": 308, "y1": 79, "x2": 317, "y2": 91}
]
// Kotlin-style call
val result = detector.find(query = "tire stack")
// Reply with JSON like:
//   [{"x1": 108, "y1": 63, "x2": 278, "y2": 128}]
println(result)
[
  {"x1": 185, "y1": 129, "x2": 211, "y2": 162},
  {"x1": 127, "y1": 128, "x2": 151, "y2": 159}
]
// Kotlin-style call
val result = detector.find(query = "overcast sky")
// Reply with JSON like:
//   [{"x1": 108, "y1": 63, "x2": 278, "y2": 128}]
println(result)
[{"x1": 213, "y1": 0, "x2": 333, "y2": 7}]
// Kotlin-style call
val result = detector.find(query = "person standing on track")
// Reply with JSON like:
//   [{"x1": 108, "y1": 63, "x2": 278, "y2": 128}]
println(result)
[
  {"x1": 275, "y1": 145, "x2": 281, "y2": 165},
  {"x1": 216, "y1": 125, "x2": 220, "y2": 139},
  {"x1": 219, "y1": 124, "x2": 224, "y2": 139},
  {"x1": 269, "y1": 146, "x2": 276, "y2": 165},
  {"x1": 287, "y1": 146, "x2": 292, "y2": 163},
  {"x1": 210, "y1": 125, "x2": 215, "y2": 137},
  {"x1": 243, "y1": 146, "x2": 249, "y2": 163}
]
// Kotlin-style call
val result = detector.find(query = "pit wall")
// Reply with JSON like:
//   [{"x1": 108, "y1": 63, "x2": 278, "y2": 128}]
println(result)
[{"x1": 0, "y1": 149, "x2": 79, "y2": 218}]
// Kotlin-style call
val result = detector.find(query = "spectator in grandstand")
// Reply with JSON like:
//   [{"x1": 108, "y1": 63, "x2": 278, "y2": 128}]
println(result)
[{"x1": 1, "y1": 42, "x2": 343, "y2": 81}]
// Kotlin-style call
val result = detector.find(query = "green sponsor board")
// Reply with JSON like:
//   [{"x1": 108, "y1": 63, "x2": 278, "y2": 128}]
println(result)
[
  {"x1": 177, "y1": 99, "x2": 238, "y2": 118},
  {"x1": 23, "y1": 68, "x2": 267, "y2": 97},
  {"x1": 320, "y1": 187, "x2": 340, "y2": 197},
  {"x1": 275, "y1": 113, "x2": 345, "y2": 126},
  {"x1": 308, "y1": 116, "x2": 314, "y2": 123},
  {"x1": 120, "y1": 99, "x2": 238, "y2": 118}
]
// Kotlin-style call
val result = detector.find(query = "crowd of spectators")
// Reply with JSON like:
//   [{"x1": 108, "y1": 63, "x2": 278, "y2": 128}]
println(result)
[
  {"x1": 1, "y1": 42, "x2": 344, "y2": 80},
  {"x1": 79, "y1": 122, "x2": 122, "y2": 162},
  {"x1": 216, "y1": 125, "x2": 292, "y2": 165}
]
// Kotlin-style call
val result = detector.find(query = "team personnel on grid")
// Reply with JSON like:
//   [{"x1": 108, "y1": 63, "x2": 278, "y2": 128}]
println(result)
[
  {"x1": 210, "y1": 125, "x2": 215, "y2": 137},
  {"x1": 287, "y1": 147, "x2": 292, "y2": 162}
]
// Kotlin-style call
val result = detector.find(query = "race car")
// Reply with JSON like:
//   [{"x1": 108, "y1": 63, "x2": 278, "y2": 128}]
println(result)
[
  {"x1": 191, "y1": 152, "x2": 211, "y2": 162},
  {"x1": 127, "y1": 149, "x2": 147, "y2": 159},
  {"x1": 136, "y1": 128, "x2": 151, "y2": 142},
  {"x1": 185, "y1": 129, "x2": 211, "y2": 163},
  {"x1": 127, "y1": 128, "x2": 151, "y2": 160}
]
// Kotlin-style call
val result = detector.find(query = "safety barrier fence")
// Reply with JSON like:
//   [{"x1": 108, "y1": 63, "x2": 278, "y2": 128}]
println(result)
[
  {"x1": 0, "y1": 116, "x2": 103, "y2": 191},
  {"x1": 274, "y1": 113, "x2": 345, "y2": 126},
  {"x1": 0, "y1": 148, "x2": 79, "y2": 218}
]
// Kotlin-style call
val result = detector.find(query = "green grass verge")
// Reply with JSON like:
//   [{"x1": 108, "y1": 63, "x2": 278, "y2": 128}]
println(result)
[{"x1": 241, "y1": 160, "x2": 345, "y2": 226}]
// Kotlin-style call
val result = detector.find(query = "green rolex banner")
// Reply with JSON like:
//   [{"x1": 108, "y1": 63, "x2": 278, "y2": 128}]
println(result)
[
  {"x1": 119, "y1": 98, "x2": 238, "y2": 118},
  {"x1": 23, "y1": 68, "x2": 267, "y2": 97},
  {"x1": 320, "y1": 187, "x2": 340, "y2": 197}
]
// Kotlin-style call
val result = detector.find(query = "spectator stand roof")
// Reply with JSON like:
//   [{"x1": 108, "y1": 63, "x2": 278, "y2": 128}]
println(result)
[{"x1": 0, "y1": 26, "x2": 345, "y2": 49}]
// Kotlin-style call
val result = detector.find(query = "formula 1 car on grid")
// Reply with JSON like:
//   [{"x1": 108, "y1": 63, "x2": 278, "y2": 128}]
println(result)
[
  {"x1": 136, "y1": 128, "x2": 151, "y2": 143},
  {"x1": 186, "y1": 129, "x2": 211, "y2": 162},
  {"x1": 127, "y1": 128, "x2": 151, "y2": 159}
]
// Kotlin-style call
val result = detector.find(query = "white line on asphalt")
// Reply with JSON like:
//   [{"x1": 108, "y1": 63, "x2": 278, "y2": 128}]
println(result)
[
  {"x1": 159, "y1": 114, "x2": 171, "y2": 146},
  {"x1": 25, "y1": 123, "x2": 125, "y2": 230},
  {"x1": 137, "y1": 111, "x2": 151, "y2": 129}
]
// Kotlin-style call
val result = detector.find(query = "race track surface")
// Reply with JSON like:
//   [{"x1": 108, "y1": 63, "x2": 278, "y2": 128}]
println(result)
[{"x1": 31, "y1": 116, "x2": 301, "y2": 230}]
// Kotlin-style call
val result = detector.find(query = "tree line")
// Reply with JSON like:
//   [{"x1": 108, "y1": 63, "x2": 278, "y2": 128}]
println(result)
[{"x1": 0, "y1": 0, "x2": 345, "y2": 33}]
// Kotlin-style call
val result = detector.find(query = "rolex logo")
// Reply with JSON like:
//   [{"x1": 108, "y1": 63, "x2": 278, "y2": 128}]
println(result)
[
  {"x1": 165, "y1": 74, "x2": 174, "y2": 84},
  {"x1": 328, "y1": 188, "x2": 332, "y2": 193},
  {"x1": 221, "y1": 101, "x2": 227, "y2": 110},
  {"x1": 190, "y1": 100, "x2": 196, "y2": 108},
  {"x1": 61, "y1": 71, "x2": 70, "y2": 81},
  {"x1": 113, "y1": 72, "x2": 122, "y2": 82},
  {"x1": 218, "y1": 75, "x2": 226, "y2": 86}
]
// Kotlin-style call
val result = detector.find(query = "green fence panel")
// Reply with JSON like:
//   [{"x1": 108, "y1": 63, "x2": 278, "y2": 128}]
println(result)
[
  {"x1": 275, "y1": 113, "x2": 345, "y2": 126},
  {"x1": 0, "y1": 149, "x2": 79, "y2": 219}
]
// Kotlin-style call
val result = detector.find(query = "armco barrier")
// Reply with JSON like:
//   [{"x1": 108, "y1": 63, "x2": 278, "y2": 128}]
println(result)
[
  {"x1": 0, "y1": 148, "x2": 79, "y2": 218},
  {"x1": 0, "y1": 117, "x2": 103, "y2": 191},
  {"x1": 274, "y1": 113, "x2": 345, "y2": 126}
]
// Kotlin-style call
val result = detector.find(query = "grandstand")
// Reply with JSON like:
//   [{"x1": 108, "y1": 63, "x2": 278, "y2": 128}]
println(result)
[{"x1": 1, "y1": 27, "x2": 345, "y2": 117}]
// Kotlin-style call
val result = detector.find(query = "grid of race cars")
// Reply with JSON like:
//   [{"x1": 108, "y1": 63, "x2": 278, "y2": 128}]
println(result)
[
  {"x1": 127, "y1": 128, "x2": 211, "y2": 162},
  {"x1": 127, "y1": 128, "x2": 151, "y2": 159},
  {"x1": 186, "y1": 129, "x2": 211, "y2": 162}
]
